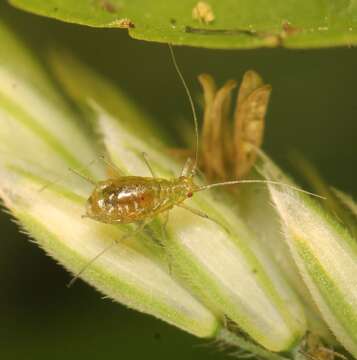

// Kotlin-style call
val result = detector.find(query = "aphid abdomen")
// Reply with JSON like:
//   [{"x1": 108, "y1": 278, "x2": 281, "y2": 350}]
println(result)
[{"x1": 86, "y1": 177, "x2": 177, "y2": 224}]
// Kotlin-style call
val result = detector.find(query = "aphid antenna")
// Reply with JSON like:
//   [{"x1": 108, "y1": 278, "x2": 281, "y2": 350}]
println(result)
[
  {"x1": 38, "y1": 157, "x2": 106, "y2": 192},
  {"x1": 168, "y1": 44, "x2": 199, "y2": 177},
  {"x1": 196, "y1": 179, "x2": 326, "y2": 199}
]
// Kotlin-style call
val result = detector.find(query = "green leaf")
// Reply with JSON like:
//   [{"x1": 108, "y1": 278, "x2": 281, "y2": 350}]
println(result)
[{"x1": 8, "y1": 0, "x2": 357, "y2": 49}]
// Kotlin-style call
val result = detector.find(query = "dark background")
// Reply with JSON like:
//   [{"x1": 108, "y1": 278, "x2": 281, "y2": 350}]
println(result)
[{"x1": 1, "y1": 2, "x2": 356, "y2": 359}]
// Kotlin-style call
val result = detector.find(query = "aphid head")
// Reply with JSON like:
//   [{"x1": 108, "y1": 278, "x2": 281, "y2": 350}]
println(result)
[{"x1": 178, "y1": 176, "x2": 199, "y2": 199}]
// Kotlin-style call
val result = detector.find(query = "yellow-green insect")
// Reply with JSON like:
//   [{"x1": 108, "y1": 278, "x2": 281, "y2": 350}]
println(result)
[{"x1": 69, "y1": 45, "x2": 321, "y2": 286}]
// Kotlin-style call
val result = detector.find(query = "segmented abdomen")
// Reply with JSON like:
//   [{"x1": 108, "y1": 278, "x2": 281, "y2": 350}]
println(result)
[{"x1": 88, "y1": 177, "x2": 175, "y2": 224}]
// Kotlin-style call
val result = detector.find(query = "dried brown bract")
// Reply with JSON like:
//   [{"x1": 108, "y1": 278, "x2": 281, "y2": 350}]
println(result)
[{"x1": 198, "y1": 71, "x2": 271, "y2": 182}]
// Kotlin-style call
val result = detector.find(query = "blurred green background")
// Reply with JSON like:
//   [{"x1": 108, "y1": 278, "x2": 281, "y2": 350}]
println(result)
[{"x1": 1, "y1": 2, "x2": 356, "y2": 359}]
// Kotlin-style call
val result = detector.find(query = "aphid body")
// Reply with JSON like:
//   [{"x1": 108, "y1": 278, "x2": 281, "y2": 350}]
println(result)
[{"x1": 86, "y1": 176, "x2": 197, "y2": 224}]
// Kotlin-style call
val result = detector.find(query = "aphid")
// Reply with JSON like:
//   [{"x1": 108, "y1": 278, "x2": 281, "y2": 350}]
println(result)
[
  {"x1": 110, "y1": 18, "x2": 135, "y2": 29},
  {"x1": 281, "y1": 21, "x2": 301, "y2": 38},
  {"x1": 68, "y1": 45, "x2": 322, "y2": 286},
  {"x1": 192, "y1": 1, "x2": 215, "y2": 24}
]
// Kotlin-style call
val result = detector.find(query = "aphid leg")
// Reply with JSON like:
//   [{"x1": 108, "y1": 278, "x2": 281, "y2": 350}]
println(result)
[
  {"x1": 177, "y1": 203, "x2": 230, "y2": 234},
  {"x1": 160, "y1": 212, "x2": 173, "y2": 274},
  {"x1": 67, "y1": 221, "x2": 148, "y2": 288},
  {"x1": 141, "y1": 152, "x2": 157, "y2": 178},
  {"x1": 161, "y1": 211, "x2": 170, "y2": 241},
  {"x1": 99, "y1": 155, "x2": 124, "y2": 177}
]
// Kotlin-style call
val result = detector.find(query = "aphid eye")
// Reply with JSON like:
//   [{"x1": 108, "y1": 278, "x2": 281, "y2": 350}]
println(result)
[{"x1": 187, "y1": 192, "x2": 193, "y2": 198}]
